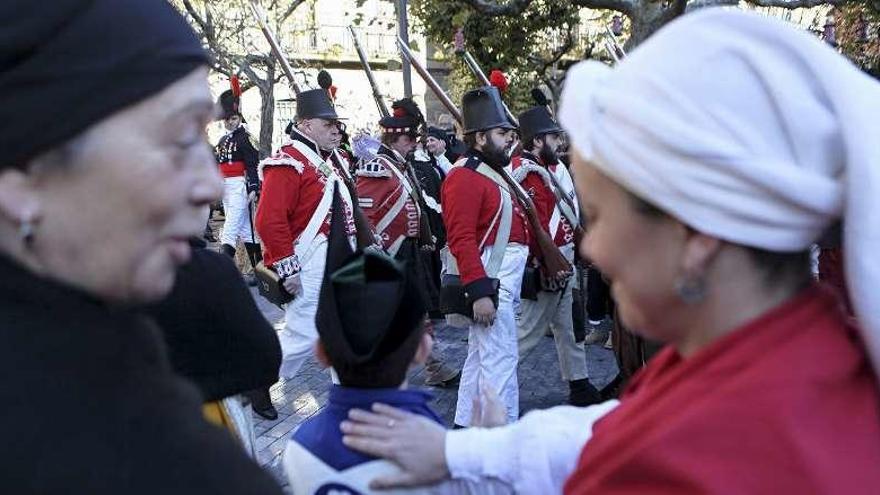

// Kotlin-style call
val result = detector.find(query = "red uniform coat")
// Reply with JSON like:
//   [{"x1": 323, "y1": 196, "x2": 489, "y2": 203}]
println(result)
[
  {"x1": 355, "y1": 145, "x2": 420, "y2": 252},
  {"x1": 255, "y1": 128, "x2": 354, "y2": 276},
  {"x1": 564, "y1": 285, "x2": 880, "y2": 494},
  {"x1": 442, "y1": 150, "x2": 529, "y2": 301},
  {"x1": 511, "y1": 152, "x2": 575, "y2": 249}
]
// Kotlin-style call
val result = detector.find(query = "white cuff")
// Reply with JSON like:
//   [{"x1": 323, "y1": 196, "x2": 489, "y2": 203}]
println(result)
[
  {"x1": 445, "y1": 427, "x2": 515, "y2": 484},
  {"x1": 272, "y1": 254, "x2": 301, "y2": 278}
]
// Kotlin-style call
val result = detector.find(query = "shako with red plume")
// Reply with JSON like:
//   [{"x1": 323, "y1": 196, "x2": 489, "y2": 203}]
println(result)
[
  {"x1": 317, "y1": 69, "x2": 338, "y2": 101},
  {"x1": 378, "y1": 98, "x2": 424, "y2": 136},
  {"x1": 218, "y1": 75, "x2": 243, "y2": 121}
]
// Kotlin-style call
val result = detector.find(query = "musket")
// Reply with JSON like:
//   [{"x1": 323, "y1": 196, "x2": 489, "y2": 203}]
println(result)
[
  {"x1": 396, "y1": 37, "x2": 463, "y2": 123},
  {"x1": 604, "y1": 26, "x2": 626, "y2": 62},
  {"x1": 348, "y1": 26, "x2": 390, "y2": 119},
  {"x1": 604, "y1": 38, "x2": 621, "y2": 63},
  {"x1": 499, "y1": 168, "x2": 573, "y2": 283},
  {"x1": 245, "y1": 0, "x2": 302, "y2": 94}
]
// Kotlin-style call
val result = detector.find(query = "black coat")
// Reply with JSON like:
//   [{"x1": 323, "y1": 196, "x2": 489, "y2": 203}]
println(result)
[
  {"x1": 215, "y1": 126, "x2": 260, "y2": 192},
  {"x1": 0, "y1": 254, "x2": 283, "y2": 494},
  {"x1": 145, "y1": 245, "x2": 281, "y2": 402}
]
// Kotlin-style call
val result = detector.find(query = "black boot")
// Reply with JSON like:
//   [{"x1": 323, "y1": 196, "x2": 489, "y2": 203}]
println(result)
[
  {"x1": 569, "y1": 378, "x2": 602, "y2": 407},
  {"x1": 219, "y1": 243, "x2": 236, "y2": 258},
  {"x1": 245, "y1": 386, "x2": 278, "y2": 421}
]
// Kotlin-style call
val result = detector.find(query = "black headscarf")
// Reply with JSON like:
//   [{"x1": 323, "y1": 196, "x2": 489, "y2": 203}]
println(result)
[{"x1": 0, "y1": 0, "x2": 208, "y2": 169}]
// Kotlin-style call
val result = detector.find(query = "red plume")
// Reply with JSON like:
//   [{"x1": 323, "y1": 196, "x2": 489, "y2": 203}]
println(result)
[
  {"x1": 489, "y1": 69, "x2": 508, "y2": 93},
  {"x1": 329, "y1": 85, "x2": 338, "y2": 100},
  {"x1": 393, "y1": 107, "x2": 406, "y2": 117},
  {"x1": 230, "y1": 76, "x2": 242, "y2": 97}
]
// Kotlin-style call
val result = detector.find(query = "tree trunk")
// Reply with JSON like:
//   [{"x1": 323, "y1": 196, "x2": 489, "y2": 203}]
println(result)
[
  {"x1": 257, "y1": 61, "x2": 276, "y2": 159},
  {"x1": 626, "y1": 3, "x2": 685, "y2": 49}
]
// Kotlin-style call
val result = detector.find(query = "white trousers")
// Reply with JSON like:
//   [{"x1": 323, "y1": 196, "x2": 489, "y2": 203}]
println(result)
[
  {"x1": 220, "y1": 176, "x2": 256, "y2": 246},
  {"x1": 517, "y1": 244, "x2": 588, "y2": 382},
  {"x1": 278, "y1": 236, "x2": 327, "y2": 379},
  {"x1": 454, "y1": 243, "x2": 528, "y2": 427}
]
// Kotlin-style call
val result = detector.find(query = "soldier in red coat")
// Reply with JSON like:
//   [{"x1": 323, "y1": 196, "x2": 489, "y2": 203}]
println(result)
[
  {"x1": 255, "y1": 89, "x2": 356, "y2": 389},
  {"x1": 356, "y1": 99, "x2": 428, "y2": 258},
  {"x1": 357, "y1": 98, "x2": 459, "y2": 387},
  {"x1": 511, "y1": 105, "x2": 599, "y2": 406},
  {"x1": 443, "y1": 87, "x2": 530, "y2": 426}
]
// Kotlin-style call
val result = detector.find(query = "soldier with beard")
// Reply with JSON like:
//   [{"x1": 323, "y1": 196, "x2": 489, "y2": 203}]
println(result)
[
  {"x1": 443, "y1": 87, "x2": 530, "y2": 426},
  {"x1": 511, "y1": 106, "x2": 599, "y2": 406}
]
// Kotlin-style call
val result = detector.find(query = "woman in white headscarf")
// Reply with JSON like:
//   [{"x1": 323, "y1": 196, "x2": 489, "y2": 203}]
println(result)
[{"x1": 336, "y1": 8, "x2": 880, "y2": 494}]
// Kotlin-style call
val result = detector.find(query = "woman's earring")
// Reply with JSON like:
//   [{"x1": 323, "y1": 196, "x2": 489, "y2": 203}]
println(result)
[
  {"x1": 18, "y1": 219, "x2": 34, "y2": 247},
  {"x1": 675, "y1": 273, "x2": 706, "y2": 304}
]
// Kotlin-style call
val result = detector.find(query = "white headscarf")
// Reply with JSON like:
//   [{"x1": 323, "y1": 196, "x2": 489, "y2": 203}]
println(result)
[{"x1": 560, "y1": 8, "x2": 880, "y2": 376}]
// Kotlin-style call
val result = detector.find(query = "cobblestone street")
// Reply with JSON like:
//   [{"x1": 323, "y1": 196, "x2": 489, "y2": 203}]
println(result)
[{"x1": 247, "y1": 287, "x2": 619, "y2": 489}]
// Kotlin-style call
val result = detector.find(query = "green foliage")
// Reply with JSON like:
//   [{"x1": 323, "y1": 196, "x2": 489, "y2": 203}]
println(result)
[{"x1": 410, "y1": 0, "x2": 584, "y2": 110}]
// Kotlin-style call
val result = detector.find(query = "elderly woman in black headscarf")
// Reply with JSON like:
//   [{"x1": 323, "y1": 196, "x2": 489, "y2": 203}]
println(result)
[{"x1": 0, "y1": 1, "x2": 282, "y2": 493}]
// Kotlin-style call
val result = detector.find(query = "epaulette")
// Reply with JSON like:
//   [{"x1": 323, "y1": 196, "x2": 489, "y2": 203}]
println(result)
[
  {"x1": 356, "y1": 158, "x2": 393, "y2": 178},
  {"x1": 510, "y1": 159, "x2": 548, "y2": 184},
  {"x1": 257, "y1": 151, "x2": 304, "y2": 181}
]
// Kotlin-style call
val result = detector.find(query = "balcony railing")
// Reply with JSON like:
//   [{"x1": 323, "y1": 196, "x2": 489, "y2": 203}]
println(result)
[{"x1": 287, "y1": 24, "x2": 399, "y2": 61}]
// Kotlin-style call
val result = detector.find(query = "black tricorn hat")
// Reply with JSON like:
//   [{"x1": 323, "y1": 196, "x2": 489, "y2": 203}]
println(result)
[
  {"x1": 518, "y1": 106, "x2": 562, "y2": 144},
  {"x1": 315, "y1": 185, "x2": 427, "y2": 388},
  {"x1": 379, "y1": 98, "x2": 423, "y2": 136},
  {"x1": 461, "y1": 86, "x2": 516, "y2": 134},
  {"x1": 296, "y1": 88, "x2": 339, "y2": 121}
]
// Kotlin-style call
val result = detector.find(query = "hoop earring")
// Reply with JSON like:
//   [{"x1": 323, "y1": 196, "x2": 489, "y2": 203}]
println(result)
[
  {"x1": 18, "y1": 220, "x2": 34, "y2": 247},
  {"x1": 675, "y1": 273, "x2": 705, "y2": 304}
]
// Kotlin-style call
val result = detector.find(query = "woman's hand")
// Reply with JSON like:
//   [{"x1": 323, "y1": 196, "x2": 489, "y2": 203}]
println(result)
[{"x1": 341, "y1": 403, "x2": 449, "y2": 490}]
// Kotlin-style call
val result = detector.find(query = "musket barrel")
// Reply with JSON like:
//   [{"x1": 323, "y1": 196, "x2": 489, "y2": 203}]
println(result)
[
  {"x1": 246, "y1": 0, "x2": 302, "y2": 94},
  {"x1": 349, "y1": 26, "x2": 391, "y2": 119},
  {"x1": 396, "y1": 37, "x2": 463, "y2": 124}
]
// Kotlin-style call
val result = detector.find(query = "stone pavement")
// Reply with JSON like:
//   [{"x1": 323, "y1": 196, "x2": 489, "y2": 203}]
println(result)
[{"x1": 247, "y1": 288, "x2": 620, "y2": 490}]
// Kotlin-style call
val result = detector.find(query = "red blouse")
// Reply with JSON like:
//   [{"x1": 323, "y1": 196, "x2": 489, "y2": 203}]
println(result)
[{"x1": 565, "y1": 285, "x2": 880, "y2": 494}]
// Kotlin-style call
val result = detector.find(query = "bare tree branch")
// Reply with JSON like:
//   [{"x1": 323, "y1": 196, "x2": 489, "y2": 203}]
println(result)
[
  {"x1": 538, "y1": 28, "x2": 575, "y2": 75},
  {"x1": 749, "y1": 0, "x2": 855, "y2": 7},
  {"x1": 690, "y1": 0, "x2": 854, "y2": 9},
  {"x1": 572, "y1": 0, "x2": 639, "y2": 16},
  {"x1": 181, "y1": 0, "x2": 207, "y2": 32},
  {"x1": 278, "y1": 0, "x2": 307, "y2": 23}
]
